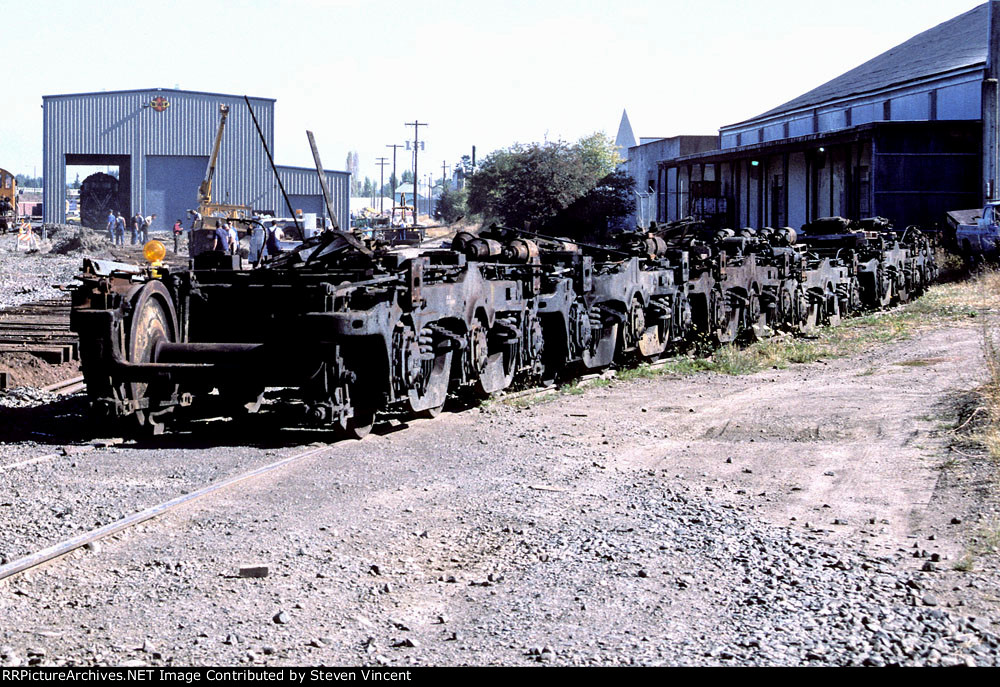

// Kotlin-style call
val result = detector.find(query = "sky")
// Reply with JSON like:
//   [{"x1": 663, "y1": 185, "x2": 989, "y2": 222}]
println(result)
[{"x1": 0, "y1": 0, "x2": 987, "y2": 187}]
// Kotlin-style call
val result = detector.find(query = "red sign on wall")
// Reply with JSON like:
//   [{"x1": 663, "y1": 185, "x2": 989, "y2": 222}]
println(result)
[{"x1": 150, "y1": 96, "x2": 170, "y2": 112}]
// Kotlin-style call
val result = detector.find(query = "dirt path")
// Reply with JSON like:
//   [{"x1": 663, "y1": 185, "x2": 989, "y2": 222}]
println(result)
[{"x1": 1, "y1": 301, "x2": 998, "y2": 667}]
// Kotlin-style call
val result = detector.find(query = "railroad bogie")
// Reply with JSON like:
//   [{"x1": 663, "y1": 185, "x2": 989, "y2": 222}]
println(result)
[{"x1": 69, "y1": 214, "x2": 938, "y2": 437}]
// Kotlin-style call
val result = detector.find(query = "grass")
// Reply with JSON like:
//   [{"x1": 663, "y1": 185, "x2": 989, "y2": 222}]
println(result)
[
  {"x1": 494, "y1": 269, "x2": 1000, "y2": 407},
  {"x1": 954, "y1": 519, "x2": 1000, "y2": 572}
]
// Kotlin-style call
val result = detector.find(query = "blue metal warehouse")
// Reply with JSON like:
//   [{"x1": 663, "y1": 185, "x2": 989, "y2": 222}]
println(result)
[
  {"x1": 42, "y1": 87, "x2": 349, "y2": 231},
  {"x1": 630, "y1": 1, "x2": 1000, "y2": 231}
]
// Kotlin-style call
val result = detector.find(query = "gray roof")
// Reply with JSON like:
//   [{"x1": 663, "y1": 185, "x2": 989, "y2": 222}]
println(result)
[
  {"x1": 615, "y1": 110, "x2": 637, "y2": 150},
  {"x1": 737, "y1": 3, "x2": 987, "y2": 125},
  {"x1": 42, "y1": 87, "x2": 276, "y2": 102}
]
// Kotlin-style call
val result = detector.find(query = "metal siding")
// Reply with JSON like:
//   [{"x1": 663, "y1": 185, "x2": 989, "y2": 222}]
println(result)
[
  {"x1": 275, "y1": 166, "x2": 350, "y2": 230},
  {"x1": 145, "y1": 156, "x2": 208, "y2": 232},
  {"x1": 43, "y1": 89, "x2": 274, "y2": 225}
]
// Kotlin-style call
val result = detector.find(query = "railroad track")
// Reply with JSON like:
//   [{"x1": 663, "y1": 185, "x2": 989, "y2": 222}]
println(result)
[
  {"x1": 0, "y1": 443, "x2": 333, "y2": 582},
  {"x1": 0, "y1": 297, "x2": 79, "y2": 390}
]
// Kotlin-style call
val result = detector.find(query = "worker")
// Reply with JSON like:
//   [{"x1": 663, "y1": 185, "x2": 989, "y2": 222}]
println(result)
[
  {"x1": 114, "y1": 212, "x2": 126, "y2": 246},
  {"x1": 141, "y1": 213, "x2": 156, "y2": 244},
  {"x1": 172, "y1": 219, "x2": 183, "y2": 253},
  {"x1": 226, "y1": 221, "x2": 239, "y2": 255},
  {"x1": 106, "y1": 210, "x2": 116, "y2": 240},
  {"x1": 211, "y1": 220, "x2": 230, "y2": 252},
  {"x1": 264, "y1": 219, "x2": 282, "y2": 258},
  {"x1": 131, "y1": 211, "x2": 143, "y2": 245}
]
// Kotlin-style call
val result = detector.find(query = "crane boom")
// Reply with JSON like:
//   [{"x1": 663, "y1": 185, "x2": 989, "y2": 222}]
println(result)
[{"x1": 198, "y1": 105, "x2": 230, "y2": 206}]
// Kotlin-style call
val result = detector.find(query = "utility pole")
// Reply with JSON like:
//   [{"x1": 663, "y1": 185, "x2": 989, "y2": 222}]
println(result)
[
  {"x1": 441, "y1": 160, "x2": 448, "y2": 189},
  {"x1": 386, "y1": 144, "x2": 404, "y2": 209},
  {"x1": 405, "y1": 120, "x2": 427, "y2": 225},
  {"x1": 985, "y1": 0, "x2": 1000, "y2": 201},
  {"x1": 375, "y1": 157, "x2": 389, "y2": 214}
]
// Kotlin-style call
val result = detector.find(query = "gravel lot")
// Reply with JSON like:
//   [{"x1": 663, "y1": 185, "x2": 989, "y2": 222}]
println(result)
[{"x1": 1, "y1": 290, "x2": 999, "y2": 666}]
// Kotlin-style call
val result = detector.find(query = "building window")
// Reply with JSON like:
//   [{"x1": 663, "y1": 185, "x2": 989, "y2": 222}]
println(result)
[
  {"x1": 856, "y1": 166, "x2": 870, "y2": 216},
  {"x1": 771, "y1": 173, "x2": 785, "y2": 228}
]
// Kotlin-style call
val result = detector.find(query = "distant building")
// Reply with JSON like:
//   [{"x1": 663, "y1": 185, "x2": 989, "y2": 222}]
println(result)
[
  {"x1": 628, "y1": 136, "x2": 718, "y2": 227},
  {"x1": 615, "y1": 110, "x2": 637, "y2": 162},
  {"x1": 42, "y1": 88, "x2": 349, "y2": 230},
  {"x1": 654, "y1": 3, "x2": 998, "y2": 230}
]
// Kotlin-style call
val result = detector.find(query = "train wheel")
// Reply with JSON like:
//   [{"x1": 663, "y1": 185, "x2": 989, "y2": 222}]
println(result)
[
  {"x1": 826, "y1": 283, "x2": 841, "y2": 327},
  {"x1": 747, "y1": 286, "x2": 770, "y2": 342},
  {"x1": 475, "y1": 319, "x2": 518, "y2": 396},
  {"x1": 896, "y1": 265, "x2": 911, "y2": 304},
  {"x1": 406, "y1": 349, "x2": 453, "y2": 416},
  {"x1": 345, "y1": 405, "x2": 375, "y2": 439},
  {"x1": 124, "y1": 282, "x2": 179, "y2": 435}
]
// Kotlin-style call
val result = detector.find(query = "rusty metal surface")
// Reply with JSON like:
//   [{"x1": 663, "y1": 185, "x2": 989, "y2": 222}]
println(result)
[{"x1": 69, "y1": 215, "x2": 937, "y2": 436}]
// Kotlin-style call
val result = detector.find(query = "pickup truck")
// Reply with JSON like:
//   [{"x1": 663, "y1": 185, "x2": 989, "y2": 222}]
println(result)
[{"x1": 948, "y1": 202, "x2": 1000, "y2": 263}]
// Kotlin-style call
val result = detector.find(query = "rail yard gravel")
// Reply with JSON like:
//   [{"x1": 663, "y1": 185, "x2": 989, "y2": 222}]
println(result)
[{"x1": 1, "y1": 296, "x2": 999, "y2": 666}]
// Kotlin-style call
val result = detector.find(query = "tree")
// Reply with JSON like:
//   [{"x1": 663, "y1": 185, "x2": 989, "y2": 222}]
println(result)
[
  {"x1": 401, "y1": 170, "x2": 414, "y2": 185},
  {"x1": 436, "y1": 186, "x2": 468, "y2": 224},
  {"x1": 347, "y1": 151, "x2": 361, "y2": 196},
  {"x1": 547, "y1": 169, "x2": 635, "y2": 240},
  {"x1": 465, "y1": 132, "x2": 624, "y2": 233},
  {"x1": 15, "y1": 174, "x2": 43, "y2": 188}
]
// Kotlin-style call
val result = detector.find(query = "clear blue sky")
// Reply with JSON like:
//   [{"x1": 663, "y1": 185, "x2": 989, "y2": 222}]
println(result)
[{"x1": 0, "y1": 0, "x2": 986, "y2": 186}]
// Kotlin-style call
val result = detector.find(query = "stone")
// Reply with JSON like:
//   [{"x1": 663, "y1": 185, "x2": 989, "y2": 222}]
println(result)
[
  {"x1": 239, "y1": 565, "x2": 269, "y2": 578},
  {"x1": 273, "y1": 612, "x2": 289, "y2": 624}
]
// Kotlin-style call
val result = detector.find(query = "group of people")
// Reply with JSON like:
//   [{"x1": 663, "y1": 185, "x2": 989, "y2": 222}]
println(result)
[
  {"x1": 99, "y1": 206, "x2": 286, "y2": 261},
  {"x1": 105, "y1": 210, "x2": 156, "y2": 246},
  {"x1": 211, "y1": 219, "x2": 241, "y2": 254},
  {"x1": 211, "y1": 217, "x2": 285, "y2": 261}
]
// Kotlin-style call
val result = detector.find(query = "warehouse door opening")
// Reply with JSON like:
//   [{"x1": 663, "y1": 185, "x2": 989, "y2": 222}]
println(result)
[
  {"x1": 66, "y1": 155, "x2": 131, "y2": 230},
  {"x1": 145, "y1": 155, "x2": 208, "y2": 238}
]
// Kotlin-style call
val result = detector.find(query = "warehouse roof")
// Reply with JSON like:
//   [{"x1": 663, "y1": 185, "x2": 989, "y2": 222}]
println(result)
[
  {"x1": 42, "y1": 87, "x2": 275, "y2": 102},
  {"x1": 733, "y1": 3, "x2": 987, "y2": 126}
]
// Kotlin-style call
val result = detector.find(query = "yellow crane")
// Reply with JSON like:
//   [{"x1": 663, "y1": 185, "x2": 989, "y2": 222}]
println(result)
[{"x1": 189, "y1": 105, "x2": 252, "y2": 257}]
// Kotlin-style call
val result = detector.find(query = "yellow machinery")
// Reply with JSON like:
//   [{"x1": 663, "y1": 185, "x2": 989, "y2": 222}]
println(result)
[
  {"x1": 0, "y1": 168, "x2": 16, "y2": 231},
  {"x1": 190, "y1": 105, "x2": 252, "y2": 257}
]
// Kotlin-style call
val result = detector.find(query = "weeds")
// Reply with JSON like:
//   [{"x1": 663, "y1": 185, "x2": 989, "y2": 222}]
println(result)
[{"x1": 496, "y1": 269, "x2": 1000, "y2": 407}]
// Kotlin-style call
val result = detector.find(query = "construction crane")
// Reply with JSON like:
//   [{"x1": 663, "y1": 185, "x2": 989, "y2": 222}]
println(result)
[{"x1": 189, "y1": 105, "x2": 252, "y2": 258}]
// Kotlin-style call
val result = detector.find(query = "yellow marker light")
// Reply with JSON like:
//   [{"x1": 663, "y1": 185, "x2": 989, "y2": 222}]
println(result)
[{"x1": 143, "y1": 240, "x2": 166, "y2": 265}]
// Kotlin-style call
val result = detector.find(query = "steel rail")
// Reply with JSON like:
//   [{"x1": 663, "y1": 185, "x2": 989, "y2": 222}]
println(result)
[
  {"x1": 41, "y1": 375, "x2": 86, "y2": 395},
  {"x1": 0, "y1": 444, "x2": 332, "y2": 582}
]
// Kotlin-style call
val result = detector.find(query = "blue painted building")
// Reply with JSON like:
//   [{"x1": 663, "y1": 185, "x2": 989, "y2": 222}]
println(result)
[
  {"x1": 42, "y1": 88, "x2": 349, "y2": 232},
  {"x1": 652, "y1": 3, "x2": 995, "y2": 230}
]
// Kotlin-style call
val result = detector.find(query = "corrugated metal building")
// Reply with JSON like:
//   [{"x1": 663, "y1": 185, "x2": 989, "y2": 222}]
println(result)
[
  {"x1": 652, "y1": 2, "x2": 995, "y2": 230},
  {"x1": 42, "y1": 88, "x2": 349, "y2": 231}
]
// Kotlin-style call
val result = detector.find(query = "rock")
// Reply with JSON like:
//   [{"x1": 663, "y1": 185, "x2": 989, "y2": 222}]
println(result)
[
  {"x1": 273, "y1": 612, "x2": 289, "y2": 625},
  {"x1": 950, "y1": 517, "x2": 963, "y2": 525},
  {"x1": 922, "y1": 562, "x2": 938, "y2": 572},
  {"x1": 922, "y1": 594, "x2": 938, "y2": 607},
  {"x1": 392, "y1": 638, "x2": 419, "y2": 648},
  {"x1": 239, "y1": 565, "x2": 269, "y2": 578}
]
